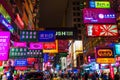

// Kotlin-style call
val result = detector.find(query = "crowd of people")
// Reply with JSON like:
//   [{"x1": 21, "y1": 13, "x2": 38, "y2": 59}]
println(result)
[
  {"x1": 0, "y1": 70, "x2": 120, "y2": 80},
  {"x1": 43, "y1": 70, "x2": 120, "y2": 80}
]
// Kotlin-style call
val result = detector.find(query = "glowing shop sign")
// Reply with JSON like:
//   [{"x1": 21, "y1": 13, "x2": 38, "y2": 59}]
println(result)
[
  {"x1": 29, "y1": 42, "x2": 43, "y2": 50},
  {"x1": 115, "y1": 44, "x2": 120, "y2": 55},
  {"x1": 14, "y1": 59, "x2": 28, "y2": 66},
  {"x1": 83, "y1": 8, "x2": 116, "y2": 23},
  {"x1": 97, "y1": 48, "x2": 114, "y2": 58},
  {"x1": 14, "y1": 42, "x2": 27, "y2": 47},
  {"x1": 20, "y1": 30, "x2": 38, "y2": 42},
  {"x1": 98, "y1": 49, "x2": 113, "y2": 56},
  {"x1": 0, "y1": 14, "x2": 14, "y2": 33},
  {"x1": 38, "y1": 30, "x2": 56, "y2": 42},
  {"x1": 90, "y1": 1, "x2": 110, "y2": 8},
  {"x1": 96, "y1": 58, "x2": 115, "y2": 64},
  {"x1": 0, "y1": 31, "x2": 10, "y2": 60},
  {"x1": 86, "y1": 24, "x2": 118, "y2": 37},
  {"x1": 56, "y1": 31, "x2": 73, "y2": 36}
]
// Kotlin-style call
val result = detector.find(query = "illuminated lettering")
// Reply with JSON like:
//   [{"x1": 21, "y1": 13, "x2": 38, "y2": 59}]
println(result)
[
  {"x1": 98, "y1": 49, "x2": 113, "y2": 57},
  {"x1": 56, "y1": 31, "x2": 73, "y2": 36}
]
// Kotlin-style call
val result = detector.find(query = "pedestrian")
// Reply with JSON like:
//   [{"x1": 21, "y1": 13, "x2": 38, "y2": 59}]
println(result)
[
  {"x1": 114, "y1": 72, "x2": 120, "y2": 80},
  {"x1": 84, "y1": 72, "x2": 89, "y2": 80},
  {"x1": 2, "y1": 73, "x2": 7, "y2": 80}
]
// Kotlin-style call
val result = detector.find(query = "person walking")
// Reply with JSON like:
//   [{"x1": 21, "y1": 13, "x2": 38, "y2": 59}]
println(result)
[{"x1": 114, "y1": 72, "x2": 120, "y2": 80}]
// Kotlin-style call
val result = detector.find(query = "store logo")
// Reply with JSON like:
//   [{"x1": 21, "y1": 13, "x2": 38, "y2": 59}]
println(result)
[{"x1": 98, "y1": 49, "x2": 113, "y2": 57}]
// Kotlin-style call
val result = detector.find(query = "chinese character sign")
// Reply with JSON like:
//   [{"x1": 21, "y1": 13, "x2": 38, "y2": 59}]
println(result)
[
  {"x1": 89, "y1": 1, "x2": 110, "y2": 8},
  {"x1": 20, "y1": 30, "x2": 38, "y2": 42},
  {"x1": 0, "y1": 31, "x2": 10, "y2": 60},
  {"x1": 86, "y1": 24, "x2": 118, "y2": 36},
  {"x1": 38, "y1": 30, "x2": 56, "y2": 42},
  {"x1": 83, "y1": 8, "x2": 116, "y2": 23}
]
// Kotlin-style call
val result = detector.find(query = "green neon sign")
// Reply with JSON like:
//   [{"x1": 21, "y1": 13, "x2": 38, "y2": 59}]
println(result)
[
  {"x1": 0, "y1": 4, "x2": 11, "y2": 22},
  {"x1": 95, "y1": 1, "x2": 110, "y2": 8},
  {"x1": 90, "y1": 1, "x2": 110, "y2": 8}
]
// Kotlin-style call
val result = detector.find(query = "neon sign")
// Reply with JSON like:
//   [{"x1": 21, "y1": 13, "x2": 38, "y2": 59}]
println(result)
[
  {"x1": 0, "y1": 31, "x2": 10, "y2": 60},
  {"x1": 86, "y1": 24, "x2": 118, "y2": 37},
  {"x1": 83, "y1": 8, "x2": 116, "y2": 23},
  {"x1": 90, "y1": 1, "x2": 110, "y2": 8},
  {"x1": 96, "y1": 48, "x2": 114, "y2": 58},
  {"x1": 98, "y1": 49, "x2": 113, "y2": 57},
  {"x1": 0, "y1": 14, "x2": 14, "y2": 33},
  {"x1": 38, "y1": 30, "x2": 56, "y2": 42}
]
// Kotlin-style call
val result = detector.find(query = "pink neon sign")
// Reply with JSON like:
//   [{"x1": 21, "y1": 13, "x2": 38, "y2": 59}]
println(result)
[
  {"x1": 0, "y1": 31, "x2": 10, "y2": 60},
  {"x1": 14, "y1": 42, "x2": 27, "y2": 47},
  {"x1": 29, "y1": 42, "x2": 43, "y2": 50}
]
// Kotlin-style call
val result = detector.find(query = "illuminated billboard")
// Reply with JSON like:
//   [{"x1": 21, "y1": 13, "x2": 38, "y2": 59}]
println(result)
[
  {"x1": 38, "y1": 30, "x2": 56, "y2": 42},
  {"x1": 86, "y1": 24, "x2": 118, "y2": 37},
  {"x1": 89, "y1": 1, "x2": 110, "y2": 8},
  {"x1": 43, "y1": 40, "x2": 58, "y2": 53},
  {"x1": 0, "y1": 31, "x2": 10, "y2": 60},
  {"x1": 96, "y1": 47, "x2": 115, "y2": 64},
  {"x1": 83, "y1": 8, "x2": 116, "y2": 23}
]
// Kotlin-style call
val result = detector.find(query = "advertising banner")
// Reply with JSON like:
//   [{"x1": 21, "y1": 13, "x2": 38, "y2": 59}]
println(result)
[
  {"x1": 29, "y1": 42, "x2": 43, "y2": 50},
  {"x1": 0, "y1": 31, "x2": 10, "y2": 60},
  {"x1": 38, "y1": 30, "x2": 56, "y2": 42},
  {"x1": 20, "y1": 30, "x2": 38, "y2": 42},
  {"x1": 89, "y1": 1, "x2": 110, "y2": 8},
  {"x1": 9, "y1": 47, "x2": 28, "y2": 58},
  {"x1": 14, "y1": 59, "x2": 28, "y2": 66},
  {"x1": 83, "y1": 8, "x2": 116, "y2": 23},
  {"x1": 86, "y1": 24, "x2": 118, "y2": 36},
  {"x1": 96, "y1": 47, "x2": 115, "y2": 64}
]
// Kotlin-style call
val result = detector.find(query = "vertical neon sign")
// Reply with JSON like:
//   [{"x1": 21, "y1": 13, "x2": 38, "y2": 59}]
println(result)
[
  {"x1": 0, "y1": 31, "x2": 10, "y2": 60},
  {"x1": 0, "y1": 14, "x2": 14, "y2": 33}
]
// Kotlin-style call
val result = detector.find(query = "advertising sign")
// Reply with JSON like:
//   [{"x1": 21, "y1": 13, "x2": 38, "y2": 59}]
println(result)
[
  {"x1": 20, "y1": 30, "x2": 38, "y2": 42},
  {"x1": 14, "y1": 42, "x2": 27, "y2": 47},
  {"x1": 0, "y1": 31, "x2": 10, "y2": 60},
  {"x1": 29, "y1": 42, "x2": 43, "y2": 50},
  {"x1": 45, "y1": 27, "x2": 77, "y2": 39},
  {"x1": 38, "y1": 30, "x2": 56, "y2": 42},
  {"x1": 83, "y1": 8, "x2": 116, "y2": 23},
  {"x1": 43, "y1": 40, "x2": 58, "y2": 53},
  {"x1": 27, "y1": 49, "x2": 42, "y2": 58},
  {"x1": 86, "y1": 24, "x2": 118, "y2": 36},
  {"x1": 9, "y1": 47, "x2": 28, "y2": 58},
  {"x1": 58, "y1": 40, "x2": 69, "y2": 52},
  {"x1": 43, "y1": 42, "x2": 56, "y2": 50},
  {"x1": 0, "y1": 14, "x2": 14, "y2": 33},
  {"x1": 89, "y1": 1, "x2": 110, "y2": 8},
  {"x1": 96, "y1": 47, "x2": 115, "y2": 64},
  {"x1": 14, "y1": 59, "x2": 28, "y2": 66},
  {"x1": 115, "y1": 44, "x2": 120, "y2": 55}
]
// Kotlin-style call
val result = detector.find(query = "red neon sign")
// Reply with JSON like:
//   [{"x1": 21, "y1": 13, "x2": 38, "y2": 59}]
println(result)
[
  {"x1": 86, "y1": 24, "x2": 118, "y2": 37},
  {"x1": 15, "y1": 14, "x2": 24, "y2": 29},
  {"x1": 43, "y1": 42, "x2": 56, "y2": 50}
]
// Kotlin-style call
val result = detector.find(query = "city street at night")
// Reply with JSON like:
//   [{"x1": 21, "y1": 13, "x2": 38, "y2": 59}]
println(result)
[{"x1": 0, "y1": 0, "x2": 120, "y2": 80}]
